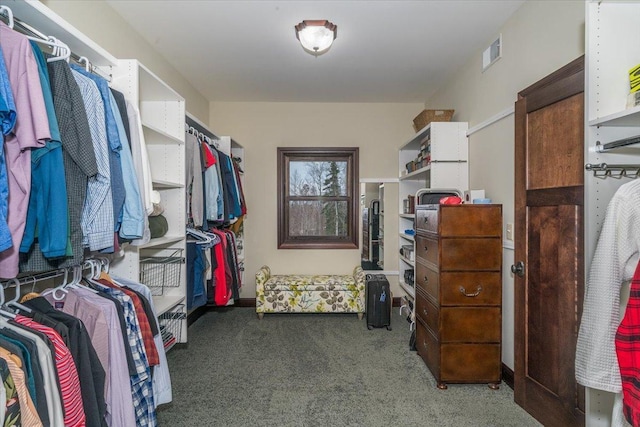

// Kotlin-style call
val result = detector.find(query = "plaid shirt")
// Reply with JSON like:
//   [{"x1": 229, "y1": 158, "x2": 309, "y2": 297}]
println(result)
[
  {"x1": 616, "y1": 260, "x2": 640, "y2": 426},
  {"x1": 99, "y1": 281, "x2": 159, "y2": 366},
  {"x1": 96, "y1": 279, "x2": 156, "y2": 427}
]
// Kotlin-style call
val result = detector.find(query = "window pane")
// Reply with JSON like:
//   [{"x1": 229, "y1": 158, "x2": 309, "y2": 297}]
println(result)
[
  {"x1": 289, "y1": 160, "x2": 347, "y2": 196},
  {"x1": 288, "y1": 200, "x2": 348, "y2": 237}
]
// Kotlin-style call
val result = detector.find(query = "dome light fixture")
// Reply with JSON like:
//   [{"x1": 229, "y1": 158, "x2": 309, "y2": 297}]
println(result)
[{"x1": 295, "y1": 20, "x2": 337, "y2": 56}]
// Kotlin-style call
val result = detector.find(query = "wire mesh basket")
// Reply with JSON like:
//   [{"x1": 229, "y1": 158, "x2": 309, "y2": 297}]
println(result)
[
  {"x1": 158, "y1": 304, "x2": 185, "y2": 351},
  {"x1": 140, "y1": 248, "x2": 185, "y2": 296}
]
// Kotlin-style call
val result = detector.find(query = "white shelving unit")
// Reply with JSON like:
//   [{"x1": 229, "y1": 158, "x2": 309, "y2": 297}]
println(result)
[
  {"x1": 0, "y1": 0, "x2": 189, "y2": 348},
  {"x1": 109, "y1": 59, "x2": 188, "y2": 344},
  {"x1": 185, "y1": 114, "x2": 246, "y2": 288},
  {"x1": 397, "y1": 122, "x2": 468, "y2": 311},
  {"x1": 584, "y1": 1, "x2": 640, "y2": 425}
]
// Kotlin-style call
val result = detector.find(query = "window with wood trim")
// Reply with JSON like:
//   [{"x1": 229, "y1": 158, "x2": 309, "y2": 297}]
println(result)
[{"x1": 277, "y1": 147, "x2": 359, "y2": 249}]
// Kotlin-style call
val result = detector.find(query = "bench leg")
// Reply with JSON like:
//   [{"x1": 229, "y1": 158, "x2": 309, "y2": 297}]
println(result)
[
  {"x1": 357, "y1": 312, "x2": 364, "y2": 320},
  {"x1": 257, "y1": 313, "x2": 264, "y2": 320}
]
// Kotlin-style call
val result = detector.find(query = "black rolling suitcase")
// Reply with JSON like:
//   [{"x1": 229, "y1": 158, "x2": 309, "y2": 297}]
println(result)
[{"x1": 365, "y1": 274, "x2": 392, "y2": 330}]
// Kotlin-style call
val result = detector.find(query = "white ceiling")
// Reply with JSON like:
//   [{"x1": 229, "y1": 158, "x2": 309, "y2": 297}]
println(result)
[{"x1": 105, "y1": 0, "x2": 524, "y2": 103}]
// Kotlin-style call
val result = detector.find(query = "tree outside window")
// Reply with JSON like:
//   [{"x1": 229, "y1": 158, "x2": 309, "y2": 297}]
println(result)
[{"x1": 277, "y1": 147, "x2": 359, "y2": 249}]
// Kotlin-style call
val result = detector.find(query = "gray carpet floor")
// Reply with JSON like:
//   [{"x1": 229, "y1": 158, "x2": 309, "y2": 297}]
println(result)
[{"x1": 157, "y1": 307, "x2": 542, "y2": 427}]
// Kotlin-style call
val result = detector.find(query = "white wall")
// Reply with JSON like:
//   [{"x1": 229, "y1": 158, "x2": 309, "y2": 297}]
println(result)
[
  {"x1": 210, "y1": 102, "x2": 422, "y2": 298},
  {"x1": 39, "y1": 0, "x2": 209, "y2": 122},
  {"x1": 425, "y1": 0, "x2": 585, "y2": 369}
]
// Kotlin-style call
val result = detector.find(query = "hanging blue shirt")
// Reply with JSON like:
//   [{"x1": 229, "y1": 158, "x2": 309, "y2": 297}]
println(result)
[
  {"x1": 0, "y1": 45, "x2": 16, "y2": 135},
  {"x1": 108, "y1": 91, "x2": 143, "y2": 240},
  {"x1": 0, "y1": 46, "x2": 15, "y2": 253},
  {"x1": 20, "y1": 42, "x2": 69, "y2": 259}
]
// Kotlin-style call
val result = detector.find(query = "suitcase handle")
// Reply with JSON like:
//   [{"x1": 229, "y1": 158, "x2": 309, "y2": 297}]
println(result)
[{"x1": 459, "y1": 285, "x2": 483, "y2": 297}]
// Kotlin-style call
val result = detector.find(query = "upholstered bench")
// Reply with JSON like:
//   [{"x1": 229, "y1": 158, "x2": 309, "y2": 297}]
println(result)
[{"x1": 255, "y1": 265, "x2": 365, "y2": 319}]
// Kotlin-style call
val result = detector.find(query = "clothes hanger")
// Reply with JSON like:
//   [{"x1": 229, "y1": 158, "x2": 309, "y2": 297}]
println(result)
[
  {"x1": 77, "y1": 56, "x2": 91, "y2": 72},
  {"x1": 186, "y1": 227, "x2": 212, "y2": 245},
  {"x1": 4, "y1": 278, "x2": 32, "y2": 314},
  {"x1": 0, "y1": 6, "x2": 14, "y2": 28},
  {"x1": 0, "y1": 284, "x2": 16, "y2": 319},
  {"x1": 43, "y1": 36, "x2": 71, "y2": 63},
  {"x1": 40, "y1": 267, "x2": 70, "y2": 301}
]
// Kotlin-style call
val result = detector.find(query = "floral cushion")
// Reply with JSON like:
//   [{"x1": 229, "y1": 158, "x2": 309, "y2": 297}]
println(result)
[
  {"x1": 256, "y1": 265, "x2": 365, "y2": 315},
  {"x1": 264, "y1": 274, "x2": 356, "y2": 291}
]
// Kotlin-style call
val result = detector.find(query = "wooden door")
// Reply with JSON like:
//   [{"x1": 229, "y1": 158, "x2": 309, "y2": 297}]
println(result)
[{"x1": 514, "y1": 56, "x2": 585, "y2": 426}]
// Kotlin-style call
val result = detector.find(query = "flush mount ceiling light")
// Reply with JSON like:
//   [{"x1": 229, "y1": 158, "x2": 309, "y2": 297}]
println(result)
[{"x1": 295, "y1": 20, "x2": 337, "y2": 56}]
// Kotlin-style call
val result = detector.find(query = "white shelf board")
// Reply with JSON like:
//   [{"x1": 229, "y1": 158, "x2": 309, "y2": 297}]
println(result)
[
  {"x1": 399, "y1": 214, "x2": 415, "y2": 220},
  {"x1": 142, "y1": 121, "x2": 183, "y2": 144},
  {"x1": 153, "y1": 295, "x2": 185, "y2": 316},
  {"x1": 152, "y1": 179, "x2": 184, "y2": 189},
  {"x1": 400, "y1": 123, "x2": 431, "y2": 150},
  {"x1": 0, "y1": 0, "x2": 118, "y2": 66},
  {"x1": 399, "y1": 233, "x2": 414, "y2": 241},
  {"x1": 399, "y1": 280, "x2": 416, "y2": 299},
  {"x1": 139, "y1": 235, "x2": 184, "y2": 249},
  {"x1": 400, "y1": 255, "x2": 414, "y2": 266},
  {"x1": 400, "y1": 165, "x2": 431, "y2": 181},
  {"x1": 138, "y1": 61, "x2": 183, "y2": 102},
  {"x1": 589, "y1": 105, "x2": 640, "y2": 127}
]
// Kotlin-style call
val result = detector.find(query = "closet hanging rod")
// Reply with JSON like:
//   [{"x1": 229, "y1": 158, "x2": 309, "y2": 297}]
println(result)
[
  {"x1": 0, "y1": 6, "x2": 112, "y2": 82},
  {"x1": 0, "y1": 262, "x2": 95, "y2": 291},
  {"x1": 185, "y1": 115, "x2": 219, "y2": 142},
  {"x1": 585, "y1": 162, "x2": 640, "y2": 178},
  {"x1": 596, "y1": 135, "x2": 640, "y2": 152}
]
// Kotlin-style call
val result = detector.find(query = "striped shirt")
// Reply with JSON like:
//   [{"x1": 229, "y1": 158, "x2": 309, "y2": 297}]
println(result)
[{"x1": 14, "y1": 315, "x2": 86, "y2": 427}]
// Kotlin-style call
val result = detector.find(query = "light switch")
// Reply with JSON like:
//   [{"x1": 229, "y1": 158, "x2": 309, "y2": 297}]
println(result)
[{"x1": 506, "y1": 223, "x2": 513, "y2": 241}]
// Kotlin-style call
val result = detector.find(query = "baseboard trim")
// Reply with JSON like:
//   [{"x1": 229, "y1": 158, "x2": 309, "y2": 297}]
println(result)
[
  {"x1": 237, "y1": 298, "x2": 256, "y2": 307},
  {"x1": 502, "y1": 363, "x2": 514, "y2": 390},
  {"x1": 187, "y1": 306, "x2": 209, "y2": 326},
  {"x1": 187, "y1": 297, "x2": 400, "y2": 319}
]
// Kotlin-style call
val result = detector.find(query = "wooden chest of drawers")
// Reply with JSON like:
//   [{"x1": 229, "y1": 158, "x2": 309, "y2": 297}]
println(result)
[{"x1": 414, "y1": 204, "x2": 502, "y2": 389}]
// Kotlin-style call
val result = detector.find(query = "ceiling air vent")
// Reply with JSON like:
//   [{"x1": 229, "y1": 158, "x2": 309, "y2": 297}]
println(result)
[{"x1": 482, "y1": 34, "x2": 502, "y2": 72}]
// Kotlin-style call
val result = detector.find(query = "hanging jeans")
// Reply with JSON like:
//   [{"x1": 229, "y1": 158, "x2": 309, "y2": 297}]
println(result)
[{"x1": 186, "y1": 242, "x2": 207, "y2": 310}]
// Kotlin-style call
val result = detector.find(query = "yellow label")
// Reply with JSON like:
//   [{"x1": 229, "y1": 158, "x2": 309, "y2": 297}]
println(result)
[{"x1": 630, "y1": 64, "x2": 640, "y2": 93}]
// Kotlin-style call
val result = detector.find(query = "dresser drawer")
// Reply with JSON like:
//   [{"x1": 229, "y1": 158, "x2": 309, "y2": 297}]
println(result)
[
  {"x1": 440, "y1": 238, "x2": 501, "y2": 271},
  {"x1": 415, "y1": 207, "x2": 438, "y2": 234},
  {"x1": 415, "y1": 262, "x2": 439, "y2": 302},
  {"x1": 439, "y1": 205, "x2": 502, "y2": 237},
  {"x1": 440, "y1": 272, "x2": 501, "y2": 306},
  {"x1": 415, "y1": 288, "x2": 439, "y2": 333},
  {"x1": 416, "y1": 319, "x2": 440, "y2": 379},
  {"x1": 440, "y1": 307, "x2": 501, "y2": 342},
  {"x1": 415, "y1": 234, "x2": 438, "y2": 266},
  {"x1": 440, "y1": 343, "x2": 501, "y2": 383}
]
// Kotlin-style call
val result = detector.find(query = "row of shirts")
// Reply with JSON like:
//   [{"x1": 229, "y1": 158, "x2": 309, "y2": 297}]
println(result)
[
  {"x1": 0, "y1": 272, "x2": 171, "y2": 427},
  {"x1": 185, "y1": 131, "x2": 247, "y2": 229},
  {"x1": 0, "y1": 21, "x2": 154, "y2": 279}
]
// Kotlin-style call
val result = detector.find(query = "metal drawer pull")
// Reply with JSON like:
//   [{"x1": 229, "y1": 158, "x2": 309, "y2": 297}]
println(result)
[
  {"x1": 423, "y1": 276, "x2": 429, "y2": 284},
  {"x1": 424, "y1": 217, "x2": 429, "y2": 223},
  {"x1": 424, "y1": 245, "x2": 428, "y2": 252},
  {"x1": 422, "y1": 308, "x2": 428, "y2": 317},
  {"x1": 459, "y1": 285, "x2": 483, "y2": 297},
  {"x1": 423, "y1": 340, "x2": 428, "y2": 349}
]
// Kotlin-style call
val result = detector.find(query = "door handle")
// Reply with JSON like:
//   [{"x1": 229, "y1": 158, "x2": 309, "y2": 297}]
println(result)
[{"x1": 511, "y1": 261, "x2": 525, "y2": 277}]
